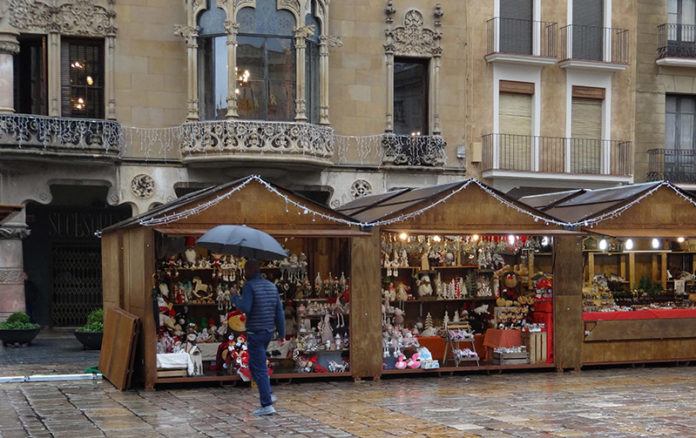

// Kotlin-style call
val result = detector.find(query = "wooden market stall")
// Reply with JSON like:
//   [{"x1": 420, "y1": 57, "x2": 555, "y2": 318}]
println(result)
[
  {"x1": 337, "y1": 179, "x2": 582, "y2": 375},
  {"x1": 99, "y1": 176, "x2": 379, "y2": 389},
  {"x1": 521, "y1": 181, "x2": 696, "y2": 368}
]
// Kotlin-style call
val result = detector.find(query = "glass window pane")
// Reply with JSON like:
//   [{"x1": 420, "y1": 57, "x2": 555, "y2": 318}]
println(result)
[
  {"x1": 14, "y1": 36, "x2": 48, "y2": 115},
  {"x1": 684, "y1": 0, "x2": 696, "y2": 26},
  {"x1": 213, "y1": 36, "x2": 228, "y2": 118},
  {"x1": 666, "y1": 94, "x2": 677, "y2": 113},
  {"x1": 393, "y1": 59, "x2": 428, "y2": 135},
  {"x1": 268, "y1": 80, "x2": 295, "y2": 120},
  {"x1": 237, "y1": 0, "x2": 295, "y2": 36},
  {"x1": 198, "y1": 0, "x2": 226, "y2": 36},
  {"x1": 665, "y1": 113, "x2": 677, "y2": 150},
  {"x1": 238, "y1": 79, "x2": 266, "y2": 119},
  {"x1": 681, "y1": 95, "x2": 696, "y2": 113},
  {"x1": 61, "y1": 38, "x2": 104, "y2": 119},
  {"x1": 679, "y1": 114, "x2": 694, "y2": 149},
  {"x1": 267, "y1": 38, "x2": 294, "y2": 81}
]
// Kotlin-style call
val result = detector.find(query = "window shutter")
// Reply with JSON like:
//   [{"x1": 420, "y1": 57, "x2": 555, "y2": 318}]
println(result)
[
  {"x1": 500, "y1": 0, "x2": 532, "y2": 20},
  {"x1": 573, "y1": 0, "x2": 603, "y2": 27},
  {"x1": 571, "y1": 97, "x2": 603, "y2": 173},
  {"x1": 500, "y1": 93, "x2": 532, "y2": 136}
]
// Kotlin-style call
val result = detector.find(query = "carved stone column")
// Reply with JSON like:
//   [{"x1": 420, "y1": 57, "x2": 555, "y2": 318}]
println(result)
[
  {"x1": 48, "y1": 32, "x2": 61, "y2": 117},
  {"x1": 105, "y1": 36, "x2": 117, "y2": 120},
  {"x1": 319, "y1": 35, "x2": 341, "y2": 126},
  {"x1": 225, "y1": 20, "x2": 239, "y2": 119},
  {"x1": 0, "y1": 31, "x2": 19, "y2": 114},
  {"x1": 175, "y1": 25, "x2": 200, "y2": 121},
  {"x1": 294, "y1": 25, "x2": 314, "y2": 122},
  {"x1": 384, "y1": 1, "x2": 396, "y2": 133},
  {"x1": 0, "y1": 226, "x2": 30, "y2": 322}
]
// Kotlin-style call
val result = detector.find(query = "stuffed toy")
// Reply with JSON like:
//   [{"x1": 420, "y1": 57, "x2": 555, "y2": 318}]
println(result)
[
  {"x1": 407, "y1": 353, "x2": 421, "y2": 369},
  {"x1": 393, "y1": 308, "x2": 404, "y2": 327},
  {"x1": 417, "y1": 274, "x2": 433, "y2": 297},
  {"x1": 227, "y1": 310, "x2": 246, "y2": 332},
  {"x1": 395, "y1": 354, "x2": 407, "y2": 369}
]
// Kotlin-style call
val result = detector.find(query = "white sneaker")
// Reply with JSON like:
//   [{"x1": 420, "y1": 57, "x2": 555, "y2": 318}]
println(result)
[
  {"x1": 253, "y1": 405, "x2": 276, "y2": 416},
  {"x1": 271, "y1": 394, "x2": 277, "y2": 404}
]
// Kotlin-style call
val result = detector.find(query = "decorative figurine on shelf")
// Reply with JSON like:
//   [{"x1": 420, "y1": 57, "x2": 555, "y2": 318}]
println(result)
[
  {"x1": 399, "y1": 248, "x2": 409, "y2": 268},
  {"x1": 216, "y1": 284, "x2": 232, "y2": 312},
  {"x1": 434, "y1": 272, "x2": 444, "y2": 298},
  {"x1": 452, "y1": 309, "x2": 460, "y2": 323},
  {"x1": 158, "y1": 281, "x2": 170, "y2": 298},
  {"x1": 172, "y1": 282, "x2": 185, "y2": 305},
  {"x1": 191, "y1": 277, "x2": 212, "y2": 303},
  {"x1": 393, "y1": 307, "x2": 404, "y2": 327},
  {"x1": 421, "y1": 312, "x2": 438, "y2": 337},
  {"x1": 420, "y1": 247, "x2": 430, "y2": 271},
  {"x1": 184, "y1": 236, "x2": 197, "y2": 268},
  {"x1": 417, "y1": 274, "x2": 433, "y2": 297},
  {"x1": 183, "y1": 324, "x2": 204, "y2": 376},
  {"x1": 396, "y1": 282, "x2": 409, "y2": 302},
  {"x1": 443, "y1": 310, "x2": 450, "y2": 327}
]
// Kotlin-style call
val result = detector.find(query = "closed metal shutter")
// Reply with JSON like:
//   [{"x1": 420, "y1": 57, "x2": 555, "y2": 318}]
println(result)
[
  {"x1": 499, "y1": 93, "x2": 532, "y2": 170},
  {"x1": 500, "y1": 0, "x2": 533, "y2": 54},
  {"x1": 571, "y1": 98, "x2": 602, "y2": 173},
  {"x1": 572, "y1": 0, "x2": 603, "y2": 60}
]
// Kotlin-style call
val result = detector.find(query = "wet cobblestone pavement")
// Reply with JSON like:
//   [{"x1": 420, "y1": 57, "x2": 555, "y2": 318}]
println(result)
[{"x1": 1, "y1": 366, "x2": 696, "y2": 437}]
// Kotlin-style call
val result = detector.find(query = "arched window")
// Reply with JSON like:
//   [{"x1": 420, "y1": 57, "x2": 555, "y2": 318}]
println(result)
[
  {"x1": 197, "y1": 1, "x2": 228, "y2": 120},
  {"x1": 236, "y1": 0, "x2": 296, "y2": 121}
]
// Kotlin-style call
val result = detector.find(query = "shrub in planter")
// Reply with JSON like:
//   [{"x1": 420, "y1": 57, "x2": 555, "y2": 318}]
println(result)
[
  {"x1": 75, "y1": 309, "x2": 104, "y2": 350},
  {"x1": 0, "y1": 312, "x2": 41, "y2": 346}
]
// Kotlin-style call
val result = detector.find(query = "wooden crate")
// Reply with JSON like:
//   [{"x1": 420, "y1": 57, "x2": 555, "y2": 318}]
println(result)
[
  {"x1": 492, "y1": 351, "x2": 529, "y2": 365},
  {"x1": 156, "y1": 369, "x2": 187, "y2": 378},
  {"x1": 521, "y1": 331, "x2": 547, "y2": 364}
]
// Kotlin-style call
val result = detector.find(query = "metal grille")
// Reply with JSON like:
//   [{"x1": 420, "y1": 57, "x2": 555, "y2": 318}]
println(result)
[{"x1": 51, "y1": 244, "x2": 102, "y2": 326}]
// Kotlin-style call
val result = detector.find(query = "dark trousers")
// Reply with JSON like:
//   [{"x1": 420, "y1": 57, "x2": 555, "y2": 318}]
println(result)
[{"x1": 247, "y1": 331, "x2": 273, "y2": 407}]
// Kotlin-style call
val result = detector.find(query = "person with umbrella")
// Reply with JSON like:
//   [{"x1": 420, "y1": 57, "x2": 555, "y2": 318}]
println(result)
[
  {"x1": 197, "y1": 225, "x2": 288, "y2": 416},
  {"x1": 231, "y1": 259, "x2": 285, "y2": 415}
]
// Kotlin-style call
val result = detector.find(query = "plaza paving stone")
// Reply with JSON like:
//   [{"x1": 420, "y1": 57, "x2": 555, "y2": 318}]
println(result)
[{"x1": 1, "y1": 366, "x2": 696, "y2": 436}]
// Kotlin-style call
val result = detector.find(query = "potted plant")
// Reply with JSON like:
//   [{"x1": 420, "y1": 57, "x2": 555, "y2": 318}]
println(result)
[
  {"x1": 0, "y1": 312, "x2": 41, "y2": 346},
  {"x1": 74, "y1": 309, "x2": 104, "y2": 350}
]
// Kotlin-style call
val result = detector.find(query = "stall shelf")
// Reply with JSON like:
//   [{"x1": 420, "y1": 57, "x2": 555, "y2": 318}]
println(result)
[
  {"x1": 521, "y1": 181, "x2": 696, "y2": 368},
  {"x1": 338, "y1": 179, "x2": 577, "y2": 374},
  {"x1": 99, "y1": 176, "x2": 378, "y2": 389}
]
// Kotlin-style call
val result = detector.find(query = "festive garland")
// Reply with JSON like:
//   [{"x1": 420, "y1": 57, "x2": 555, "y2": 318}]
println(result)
[{"x1": 138, "y1": 175, "x2": 567, "y2": 229}]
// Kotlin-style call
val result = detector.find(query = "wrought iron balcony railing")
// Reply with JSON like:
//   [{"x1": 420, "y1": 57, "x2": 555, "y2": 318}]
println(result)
[
  {"x1": 486, "y1": 18, "x2": 557, "y2": 58},
  {"x1": 179, "y1": 120, "x2": 334, "y2": 165},
  {"x1": 560, "y1": 25, "x2": 629, "y2": 64},
  {"x1": 0, "y1": 114, "x2": 122, "y2": 158},
  {"x1": 381, "y1": 134, "x2": 446, "y2": 166},
  {"x1": 657, "y1": 23, "x2": 696, "y2": 59},
  {"x1": 482, "y1": 133, "x2": 632, "y2": 177},
  {"x1": 648, "y1": 148, "x2": 696, "y2": 183}
]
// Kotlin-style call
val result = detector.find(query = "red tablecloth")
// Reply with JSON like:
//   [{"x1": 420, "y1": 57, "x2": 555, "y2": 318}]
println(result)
[
  {"x1": 583, "y1": 308, "x2": 696, "y2": 321},
  {"x1": 483, "y1": 329, "x2": 522, "y2": 348}
]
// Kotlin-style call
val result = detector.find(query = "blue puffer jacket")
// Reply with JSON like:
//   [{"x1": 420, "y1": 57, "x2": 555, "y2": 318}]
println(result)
[{"x1": 232, "y1": 273, "x2": 285, "y2": 338}]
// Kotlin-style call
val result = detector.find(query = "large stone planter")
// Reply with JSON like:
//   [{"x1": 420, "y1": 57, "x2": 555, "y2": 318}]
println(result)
[
  {"x1": 74, "y1": 331, "x2": 103, "y2": 350},
  {"x1": 0, "y1": 328, "x2": 41, "y2": 346}
]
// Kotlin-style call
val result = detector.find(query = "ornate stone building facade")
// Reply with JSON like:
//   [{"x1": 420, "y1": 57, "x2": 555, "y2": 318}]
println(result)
[{"x1": 2, "y1": 0, "x2": 680, "y2": 325}]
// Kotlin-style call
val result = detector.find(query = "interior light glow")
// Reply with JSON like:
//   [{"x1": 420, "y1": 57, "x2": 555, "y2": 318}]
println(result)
[
  {"x1": 625, "y1": 239, "x2": 634, "y2": 250},
  {"x1": 399, "y1": 232, "x2": 408, "y2": 241},
  {"x1": 678, "y1": 237, "x2": 686, "y2": 243},
  {"x1": 599, "y1": 239, "x2": 608, "y2": 251},
  {"x1": 651, "y1": 238, "x2": 660, "y2": 249}
]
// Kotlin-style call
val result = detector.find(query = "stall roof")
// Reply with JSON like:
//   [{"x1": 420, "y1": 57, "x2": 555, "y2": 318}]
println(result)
[
  {"x1": 338, "y1": 179, "x2": 572, "y2": 234},
  {"x1": 101, "y1": 176, "x2": 363, "y2": 235},
  {"x1": 519, "y1": 181, "x2": 696, "y2": 237},
  {"x1": 0, "y1": 204, "x2": 23, "y2": 225}
]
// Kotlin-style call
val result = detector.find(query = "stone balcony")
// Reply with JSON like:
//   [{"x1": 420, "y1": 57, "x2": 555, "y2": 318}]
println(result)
[
  {"x1": 179, "y1": 120, "x2": 335, "y2": 168},
  {"x1": 0, "y1": 114, "x2": 122, "y2": 161}
]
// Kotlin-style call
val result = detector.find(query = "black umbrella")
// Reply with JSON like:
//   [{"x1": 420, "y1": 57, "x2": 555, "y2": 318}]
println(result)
[{"x1": 195, "y1": 225, "x2": 287, "y2": 260}]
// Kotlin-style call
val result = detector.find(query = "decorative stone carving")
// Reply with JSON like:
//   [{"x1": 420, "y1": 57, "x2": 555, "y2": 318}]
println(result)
[
  {"x1": 278, "y1": 0, "x2": 301, "y2": 19},
  {"x1": 0, "y1": 40, "x2": 20, "y2": 55},
  {"x1": 9, "y1": 0, "x2": 117, "y2": 37},
  {"x1": 0, "y1": 268, "x2": 25, "y2": 285},
  {"x1": 330, "y1": 199, "x2": 341, "y2": 209},
  {"x1": 131, "y1": 174, "x2": 156, "y2": 200},
  {"x1": 174, "y1": 24, "x2": 199, "y2": 49},
  {"x1": 385, "y1": 9, "x2": 441, "y2": 57},
  {"x1": 0, "y1": 227, "x2": 31, "y2": 240},
  {"x1": 0, "y1": 114, "x2": 123, "y2": 155},
  {"x1": 350, "y1": 180, "x2": 372, "y2": 199},
  {"x1": 320, "y1": 34, "x2": 343, "y2": 48},
  {"x1": 179, "y1": 120, "x2": 334, "y2": 162}
]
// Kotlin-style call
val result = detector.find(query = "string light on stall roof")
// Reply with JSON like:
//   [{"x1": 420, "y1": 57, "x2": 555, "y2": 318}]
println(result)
[
  {"x1": 568, "y1": 181, "x2": 696, "y2": 228},
  {"x1": 432, "y1": 235, "x2": 442, "y2": 242}
]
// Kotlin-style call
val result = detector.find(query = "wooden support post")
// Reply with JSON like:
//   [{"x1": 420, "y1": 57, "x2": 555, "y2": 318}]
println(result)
[
  {"x1": 652, "y1": 255, "x2": 659, "y2": 285},
  {"x1": 350, "y1": 230, "x2": 383, "y2": 380},
  {"x1": 620, "y1": 255, "x2": 626, "y2": 279},
  {"x1": 629, "y1": 252, "x2": 636, "y2": 289},
  {"x1": 553, "y1": 236, "x2": 584, "y2": 371},
  {"x1": 661, "y1": 253, "x2": 668, "y2": 290},
  {"x1": 587, "y1": 253, "x2": 594, "y2": 283}
]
